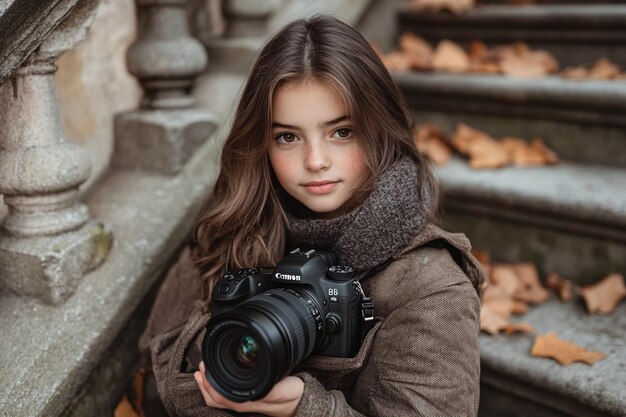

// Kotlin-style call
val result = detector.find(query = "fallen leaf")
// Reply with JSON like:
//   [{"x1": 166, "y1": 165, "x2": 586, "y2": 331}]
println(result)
[
  {"x1": 432, "y1": 40, "x2": 471, "y2": 72},
  {"x1": 530, "y1": 138, "x2": 559, "y2": 164},
  {"x1": 496, "y1": 42, "x2": 559, "y2": 78},
  {"x1": 413, "y1": 124, "x2": 453, "y2": 165},
  {"x1": 512, "y1": 263, "x2": 551, "y2": 305},
  {"x1": 502, "y1": 322, "x2": 534, "y2": 335},
  {"x1": 467, "y1": 40, "x2": 490, "y2": 62},
  {"x1": 545, "y1": 272, "x2": 575, "y2": 301},
  {"x1": 531, "y1": 332, "x2": 606, "y2": 365},
  {"x1": 399, "y1": 33, "x2": 433, "y2": 69},
  {"x1": 499, "y1": 137, "x2": 559, "y2": 166},
  {"x1": 589, "y1": 58, "x2": 620, "y2": 80},
  {"x1": 480, "y1": 304, "x2": 509, "y2": 335},
  {"x1": 381, "y1": 50, "x2": 414, "y2": 72},
  {"x1": 115, "y1": 396, "x2": 140, "y2": 417},
  {"x1": 451, "y1": 124, "x2": 510, "y2": 169},
  {"x1": 410, "y1": 0, "x2": 475, "y2": 14},
  {"x1": 562, "y1": 65, "x2": 589, "y2": 80},
  {"x1": 580, "y1": 273, "x2": 626, "y2": 314},
  {"x1": 491, "y1": 265, "x2": 521, "y2": 297},
  {"x1": 500, "y1": 137, "x2": 545, "y2": 166}
]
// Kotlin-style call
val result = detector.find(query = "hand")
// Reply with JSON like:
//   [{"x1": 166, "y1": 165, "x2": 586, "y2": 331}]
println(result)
[{"x1": 194, "y1": 361, "x2": 304, "y2": 417}]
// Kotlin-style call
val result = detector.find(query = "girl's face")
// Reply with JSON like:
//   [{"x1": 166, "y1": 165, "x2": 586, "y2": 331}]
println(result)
[{"x1": 268, "y1": 79, "x2": 369, "y2": 214}]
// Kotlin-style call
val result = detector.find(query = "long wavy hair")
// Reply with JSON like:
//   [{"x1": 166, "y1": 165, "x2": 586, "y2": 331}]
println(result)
[{"x1": 193, "y1": 15, "x2": 439, "y2": 300}]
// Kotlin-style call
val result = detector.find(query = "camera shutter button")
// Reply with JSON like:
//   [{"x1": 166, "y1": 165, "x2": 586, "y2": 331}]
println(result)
[
  {"x1": 328, "y1": 265, "x2": 355, "y2": 281},
  {"x1": 218, "y1": 284, "x2": 230, "y2": 294}
]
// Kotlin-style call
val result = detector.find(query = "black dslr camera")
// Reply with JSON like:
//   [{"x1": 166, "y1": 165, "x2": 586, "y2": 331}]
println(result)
[{"x1": 201, "y1": 248, "x2": 374, "y2": 402}]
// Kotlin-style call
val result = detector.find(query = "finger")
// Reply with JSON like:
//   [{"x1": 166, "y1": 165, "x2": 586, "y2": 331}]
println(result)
[{"x1": 194, "y1": 372, "x2": 214, "y2": 406}]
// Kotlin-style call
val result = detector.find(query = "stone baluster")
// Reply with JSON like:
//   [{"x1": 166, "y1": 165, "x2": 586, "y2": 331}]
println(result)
[
  {"x1": 0, "y1": 0, "x2": 113, "y2": 305},
  {"x1": 222, "y1": 0, "x2": 282, "y2": 38},
  {"x1": 114, "y1": 0, "x2": 217, "y2": 174}
]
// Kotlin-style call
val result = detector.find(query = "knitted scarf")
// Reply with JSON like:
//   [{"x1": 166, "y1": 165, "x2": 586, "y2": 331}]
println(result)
[{"x1": 285, "y1": 157, "x2": 426, "y2": 273}]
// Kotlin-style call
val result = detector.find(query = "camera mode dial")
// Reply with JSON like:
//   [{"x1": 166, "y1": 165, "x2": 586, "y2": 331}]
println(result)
[{"x1": 328, "y1": 265, "x2": 355, "y2": 281}]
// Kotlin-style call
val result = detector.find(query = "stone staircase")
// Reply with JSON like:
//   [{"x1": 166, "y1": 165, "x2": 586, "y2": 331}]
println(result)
[{"x1": 385, "y1": 2, "x2": 626, "y2": 416}]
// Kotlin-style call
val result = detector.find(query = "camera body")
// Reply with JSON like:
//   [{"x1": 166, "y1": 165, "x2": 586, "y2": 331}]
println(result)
[
  {"x1": 202, "y1": 248, "x2": 373, "y2": 402},
  {"x1": 210, "y1": 248, "x2": 363, "y2": 357}
]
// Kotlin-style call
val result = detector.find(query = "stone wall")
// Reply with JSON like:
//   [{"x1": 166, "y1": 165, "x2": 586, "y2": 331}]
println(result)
[{"x1": 56, "y1": 0, "x2": 141, "y2": 192}]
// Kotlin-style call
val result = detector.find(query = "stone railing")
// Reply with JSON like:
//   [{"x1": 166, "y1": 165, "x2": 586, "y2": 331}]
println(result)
[
  {"x1": 0, "y1": 0, "x2": 374, "y2": 415},
  {"x1": 0, "y1": 0, "x2": 111, "y2": 305}
]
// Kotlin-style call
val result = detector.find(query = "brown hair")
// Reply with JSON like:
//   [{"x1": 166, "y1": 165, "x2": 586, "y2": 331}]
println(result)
[{"x1": 193, "y1": 14, "x2": 439, "y2": 300}]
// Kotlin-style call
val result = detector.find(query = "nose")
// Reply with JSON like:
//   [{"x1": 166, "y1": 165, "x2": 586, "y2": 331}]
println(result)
[{"x1": 304, "y1": 139, "x2": 330, "y2": 172}]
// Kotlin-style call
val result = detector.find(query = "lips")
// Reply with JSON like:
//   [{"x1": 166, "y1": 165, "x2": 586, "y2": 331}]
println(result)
[{"x1": 302, "y1": 180, "x2": 339, "y2": 194}]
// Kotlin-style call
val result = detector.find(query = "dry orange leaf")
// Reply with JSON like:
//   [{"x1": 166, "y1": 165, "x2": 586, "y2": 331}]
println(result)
[
  {"x1": 545, "y1": 272, "x2": 575, "y2": 302},
  {"x1": 499, "y1": 137, "x2": 559, "y2": 166},
  {"x1": 531, "y1": 332, "x2": 606, "y2": 366},
  {"x1": 502, "y1": 322, "x2": 534, "y2": 335},
  {"x1": 468, "y1": 40, "x2": 490, "y2": 62},
  {"x1": 399, "y1": 32, "x2": 434, "y2": 69},
  {"x1": 410, "y1": 0, "x2": 475, "y2": 14},
  {"x1": 480, "y1": 304, "x2": 509, "y2": 335},
  {"x1": 115, "y1": 396, "x2": 140, "y2": 417},
  {"x1": 496, "y1": 42, "x2": 558, "y2": 78},
  {"x1": 580, "y1": 273, "x2": 626, "y2": 314},
  {"x1": 512, "y1": 263, "x2": 551, "y2": 305},
  {"x1": 451, "y1": 124, "x2": 510, "y2": 169},
  {"x1": 589, "y1": 58, "x2": 620, "y2": 80},
  {"x1": 413, "y1": 124, "x2": 453, "y2": 165},
  {"x1": 562, "y1": 66, "x2": 589, "y2": 80},
  {"x1": 380, "y1": 50, "x2": 414, "y2": 72},
  {"x1": 432, "y1": 40, "x2": 471, "y2": 72}
]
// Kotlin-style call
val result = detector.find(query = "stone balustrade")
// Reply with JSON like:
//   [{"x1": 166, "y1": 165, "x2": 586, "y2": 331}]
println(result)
[
  {"x1": 113, "y1": 0, "x2": 218, "y2": 174},
  {"x1": 0, "y1": 0, "x2": 112, "y2": 305}
]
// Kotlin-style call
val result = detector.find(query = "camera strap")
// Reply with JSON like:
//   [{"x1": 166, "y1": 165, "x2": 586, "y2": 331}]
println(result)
[{"x1": 354, "y1": 280, "x2": 375, "y2": 340}]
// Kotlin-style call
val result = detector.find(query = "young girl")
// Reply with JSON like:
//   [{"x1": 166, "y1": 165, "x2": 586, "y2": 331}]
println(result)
[{"x1": 139, "y1": 14, "x2": 484, "y2": 417}]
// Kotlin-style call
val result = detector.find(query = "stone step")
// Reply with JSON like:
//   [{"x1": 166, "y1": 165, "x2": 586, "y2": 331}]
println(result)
[
  {"x1": 478, "y1": 298, "x2": 626, "y2": 417},
  {"x1": 396, "y1": 4, "x2": 626, "y2": 67},
  {"x1": 434, "y1": 157, "x2": 626, "y2": 283},
  {"x1": 394, "y1": 72, "x2": 626, "y2": 167}
]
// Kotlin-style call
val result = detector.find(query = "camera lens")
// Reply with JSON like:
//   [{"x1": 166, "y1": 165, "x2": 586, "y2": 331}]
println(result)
[
  {"x1": 203, "y1": 288, "x2": 319, "y2": 402},
  {"x1": 235, "y1": 335, "x2": 259, "y2": 369}
]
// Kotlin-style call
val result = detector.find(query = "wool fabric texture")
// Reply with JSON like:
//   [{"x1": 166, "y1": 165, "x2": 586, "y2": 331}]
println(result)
[{"x1": 286, "y1": 156, "x2": 426, "y2": 272}]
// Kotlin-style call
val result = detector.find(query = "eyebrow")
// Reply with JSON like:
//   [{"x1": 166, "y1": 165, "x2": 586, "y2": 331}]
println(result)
[{"x1": 271, "y1": 115, "x2": 350, "y2": 130}]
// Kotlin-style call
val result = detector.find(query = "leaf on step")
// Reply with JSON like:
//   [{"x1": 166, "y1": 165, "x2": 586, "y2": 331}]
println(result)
[
  {"x1": 499, "y1": 137, "x2": 559, "y2": 166},
  {"x1": 581, "y1": 273, "x2": 626, "y2": 314},
  {"x1": 502, "y1": 322, "x2": 534, "y2": 335},
  {"x1": 545, "y1": 272, "x2": 575, "y2": 301},
  {"x1": 496, "y1": 42, "x2": 559, "y2": 78},
  {"x1": 399, "y1": 32, "x2": 434, "y2": 69},
  {"x1": 491, "y1": 265, "x2": 521, "y2": 297},
  {"x1": 480, "y1": 304, "x2": 509, "y2": 335},
  {"x1": 512, "y1": 263, "x2": 551, "y2": 305},
  {"x1": 410, "y1": 0, "x2": 475, "y2": 14},
  {"x1": 413, "y1": 124, "x2": 453, "y2": 165},
  {"x1": 589, "y1": 58, "x2": 620, "y2": 80},
  {"x1": 380, "y1": 50, "x2": 414, "y2": 72},
  {"x1": 115, "y1": 396, "x2": 140, "y2": 417},
  {"x1": 432, "y1": 40, "x2": 471, "y2": 72},
  {"x1": 531, "y1": 332, "x2": 606, "y2": 365},
  {"x1": 451, "y1": 124, "x2": 510, "y2": 168},
  {"x1": 562, "y1": 65, "x2": 589, "y2": 80}
]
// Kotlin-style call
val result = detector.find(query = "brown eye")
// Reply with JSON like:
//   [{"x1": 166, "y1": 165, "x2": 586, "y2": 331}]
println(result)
[
  {"x1": 334, "y1": 128, "x2": 353, "y2": 139},
  {"x1": 275, "y1": 133, "x2": 297, "y2": 144}
]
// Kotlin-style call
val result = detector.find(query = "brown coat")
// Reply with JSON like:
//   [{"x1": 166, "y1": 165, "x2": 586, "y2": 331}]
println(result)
[{"x1": 139, "y1": 223, "x2": 484, "y2": 417}]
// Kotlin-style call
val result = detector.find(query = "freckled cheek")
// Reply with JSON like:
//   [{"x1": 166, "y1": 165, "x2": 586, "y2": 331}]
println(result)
[
  {"x1": 340, "y1": 146, "x2": 369, "y2": 185},
  {"x1": 268, "y1": 150, "x2": 299, "y2": 188}
]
